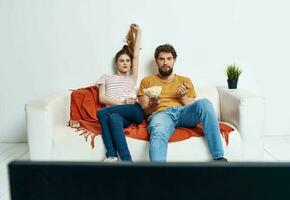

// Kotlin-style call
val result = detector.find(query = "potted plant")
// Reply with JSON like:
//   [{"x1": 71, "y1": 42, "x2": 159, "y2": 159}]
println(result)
[{"x1": 226, "y1": 63, "x2": 242, "y2": 89}]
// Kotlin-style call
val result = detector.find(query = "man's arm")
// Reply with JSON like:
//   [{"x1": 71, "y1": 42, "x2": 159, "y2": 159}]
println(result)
[
  {"x1": 138, "y1": 95, "x2": 159, "y2": 116},
  {"x1": 180, "y1": 96, "x2": 195, "y2": 106}
]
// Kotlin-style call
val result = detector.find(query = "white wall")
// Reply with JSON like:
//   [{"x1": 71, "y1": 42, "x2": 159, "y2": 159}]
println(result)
[{"x1": 1, "y1": 0, "x2": 290, "y2": 142}]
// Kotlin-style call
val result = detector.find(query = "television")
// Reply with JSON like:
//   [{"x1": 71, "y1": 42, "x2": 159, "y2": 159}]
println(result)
[{"x1": 9, "y1": 161, "x2": 290, "y2": 200}]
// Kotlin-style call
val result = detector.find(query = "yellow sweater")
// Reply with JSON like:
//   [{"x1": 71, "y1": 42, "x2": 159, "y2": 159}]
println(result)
[{"x1": 138, "y1": 74, "x2": 196, "y2": 113}]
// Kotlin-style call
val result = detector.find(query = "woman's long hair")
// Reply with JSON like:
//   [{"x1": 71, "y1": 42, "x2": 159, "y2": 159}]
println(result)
[
  {"x1": 114, "y1": 25, "x2": 135, "y2": 64},
  {"x1": 125, "y1": 25, "x2": 135, "y2": 57}
]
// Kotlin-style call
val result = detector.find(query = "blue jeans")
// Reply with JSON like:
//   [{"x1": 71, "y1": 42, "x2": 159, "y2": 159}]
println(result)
[
  {"x1": 97, "y1": 103, "x2": 145, "y2": 161},
  {"x1": 147, "y1": 99, "x2": 224, "y2": 161}
]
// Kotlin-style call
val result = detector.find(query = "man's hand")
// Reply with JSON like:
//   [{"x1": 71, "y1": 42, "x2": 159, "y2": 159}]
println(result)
[
  {"x1": 177, "y1": 83, "x2": 194, "y2": 106},
  {"x1": 138, "y1": 95, "x2": 159, "y2": 116},
  {"x1": 149, "y1": 96, "x2": 160, "y2": 109},
  {"x1": 178, "y1": 83, "x2": 189, "y2": 97}
]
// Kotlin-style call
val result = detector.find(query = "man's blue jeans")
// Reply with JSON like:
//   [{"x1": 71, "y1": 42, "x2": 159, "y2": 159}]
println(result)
[
  {"x1": 97, "y1": 103, "x2": 144, "y2": 161},
  {"x1": 147, "y1": 99, "x2": 224, "y2": 161}
]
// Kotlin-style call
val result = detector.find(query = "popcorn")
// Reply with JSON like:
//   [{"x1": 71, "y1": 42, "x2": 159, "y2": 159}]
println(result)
[{"x1": 143, "y1": 86, "x2": 162, "y2": 98}]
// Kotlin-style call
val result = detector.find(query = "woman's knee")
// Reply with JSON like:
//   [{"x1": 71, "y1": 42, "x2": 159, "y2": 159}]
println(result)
[
  {"x1": 97, "y1": 107, "x2": 109, "y2": 117},
  {"x1": 109, "y1": 113, "x2": 122, "y2": 122},
  {"x1": 134, "y1": 112, "x2": 144, "y2": 124},
  {"x1": 129, "y1": 104, "x2": 145, "y2": 124}
]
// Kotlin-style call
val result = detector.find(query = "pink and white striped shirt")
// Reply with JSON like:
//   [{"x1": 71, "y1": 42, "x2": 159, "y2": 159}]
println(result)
[{"x1": 96, "y1": 74, "x2": 135, "y2": 102}]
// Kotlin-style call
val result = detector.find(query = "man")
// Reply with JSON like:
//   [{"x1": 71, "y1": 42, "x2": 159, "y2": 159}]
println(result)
[{"x1": 137, "y1": 44, "x2": 227, "y2": 162}]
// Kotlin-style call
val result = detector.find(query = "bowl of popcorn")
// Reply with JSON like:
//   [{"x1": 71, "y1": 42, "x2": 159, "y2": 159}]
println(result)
[{"x1": 143, "y1": 86, "x2": 162, "y2": 98}]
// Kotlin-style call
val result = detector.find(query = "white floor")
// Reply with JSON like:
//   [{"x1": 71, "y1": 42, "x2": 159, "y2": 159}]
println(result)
[
  {"x1": 0, "y1": 143, "x2": 29, "y2": 200},
  {"x1": 1, "y1": 136, "x2": 290, "y2": 200}
]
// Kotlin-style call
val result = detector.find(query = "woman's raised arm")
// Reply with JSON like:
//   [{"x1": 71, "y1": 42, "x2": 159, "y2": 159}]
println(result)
[{"x1": 130, "y1": 24, "x2": 142, "y2": 84}]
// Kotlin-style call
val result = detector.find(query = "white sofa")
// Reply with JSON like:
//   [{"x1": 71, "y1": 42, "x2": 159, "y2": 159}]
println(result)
[{"x1": 25, "y1": 86, "x2": 265, "y2": 162}]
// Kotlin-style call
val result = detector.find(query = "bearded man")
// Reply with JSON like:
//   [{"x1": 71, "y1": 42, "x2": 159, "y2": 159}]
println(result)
[{"x1": 137, "y1": 44, "x2": 227, "y2": 162}]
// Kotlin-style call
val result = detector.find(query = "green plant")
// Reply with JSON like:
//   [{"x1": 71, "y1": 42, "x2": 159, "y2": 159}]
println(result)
[{"x1": 226, "y1": 63, "x2": 242, "y2": 80}]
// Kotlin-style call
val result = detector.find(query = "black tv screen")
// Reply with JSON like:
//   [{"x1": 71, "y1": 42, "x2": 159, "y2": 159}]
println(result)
[{"x1": 8, "y1": 161, "x2": 290, "y2": 200}]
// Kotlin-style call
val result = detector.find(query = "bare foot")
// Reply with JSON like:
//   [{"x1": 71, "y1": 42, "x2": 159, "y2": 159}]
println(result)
[{"x1": 69, "y1": 120, "x2": 80, "y2": 128}]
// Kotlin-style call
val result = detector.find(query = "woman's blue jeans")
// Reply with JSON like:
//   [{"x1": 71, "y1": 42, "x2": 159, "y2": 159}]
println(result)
[
  {"x1": 97, "y1": 103, "x2": 144, "y2": 161},
  {"x1": 147, "y1": 99, "x2": 224, "y2": 161}
]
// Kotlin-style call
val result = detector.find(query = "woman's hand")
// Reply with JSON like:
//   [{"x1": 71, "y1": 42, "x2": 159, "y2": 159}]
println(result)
[
  {"x1": 124, "y1": 97, "x2": 137, "y2": 104},
  {"x1": 131, "y1": 23, "x2": 141, "y2": 34}
]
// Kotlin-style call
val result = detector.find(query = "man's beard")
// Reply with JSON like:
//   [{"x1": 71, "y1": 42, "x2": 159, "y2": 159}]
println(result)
[{"x1": 158, "y1": 67, "x2": 173, "y2": 77}]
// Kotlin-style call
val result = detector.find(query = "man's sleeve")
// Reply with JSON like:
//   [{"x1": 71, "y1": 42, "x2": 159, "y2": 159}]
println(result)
[{"x1": 185, "y1": 78, "x2": 196, "y2": 98}]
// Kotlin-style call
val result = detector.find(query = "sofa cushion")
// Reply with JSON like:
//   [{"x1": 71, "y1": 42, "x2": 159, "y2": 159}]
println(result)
[{"x1": 51, "y1": 124, "x2": 241, "y2": 161}]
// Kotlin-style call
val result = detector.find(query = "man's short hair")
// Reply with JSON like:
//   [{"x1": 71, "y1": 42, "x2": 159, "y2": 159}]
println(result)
[{"x1": 154, "y1": 44, "x2": 177, "y2": 60}]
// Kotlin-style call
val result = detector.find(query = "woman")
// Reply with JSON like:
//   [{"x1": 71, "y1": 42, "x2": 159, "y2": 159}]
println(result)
[
  {"x1": 86, "y1": 24, "x2": 144, "y2": 162},
  {"x1": 70, "y1": 24, "x2": 143, "y2": 161}
]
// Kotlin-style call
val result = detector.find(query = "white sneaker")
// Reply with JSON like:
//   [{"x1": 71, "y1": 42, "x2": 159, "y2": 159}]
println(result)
[{"x1": 104, "y1": 157, "x2": 118, "y2": 162}]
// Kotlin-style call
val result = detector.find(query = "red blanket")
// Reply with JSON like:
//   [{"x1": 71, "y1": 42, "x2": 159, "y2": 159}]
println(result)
[{"x1": 69, "y1": 86, "x2": 234, "y2": 148}]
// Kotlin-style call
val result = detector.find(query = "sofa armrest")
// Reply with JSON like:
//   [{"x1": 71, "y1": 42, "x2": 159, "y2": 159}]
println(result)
[
  {"x1": 218, "y1": 88, "x2": 265, "y2": 161},
  {"x1": 25, "y1": 91, "x2": 71, "y2": 160}
]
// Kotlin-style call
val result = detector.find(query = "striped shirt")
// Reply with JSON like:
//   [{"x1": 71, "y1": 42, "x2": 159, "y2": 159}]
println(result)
[{"x1": 96, "y1": 74, "x2": 135, "y2": 102}]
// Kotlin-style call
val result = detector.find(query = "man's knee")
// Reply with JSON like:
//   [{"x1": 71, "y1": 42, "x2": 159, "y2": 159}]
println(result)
[{"x1": 194, "y1": 98, "x2": 213, "y2": 112}]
